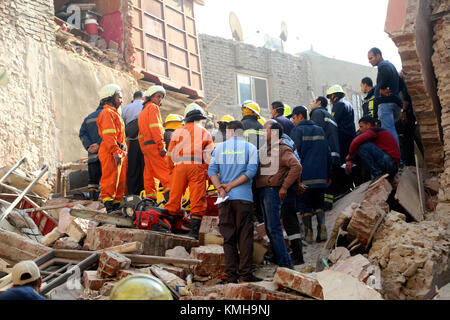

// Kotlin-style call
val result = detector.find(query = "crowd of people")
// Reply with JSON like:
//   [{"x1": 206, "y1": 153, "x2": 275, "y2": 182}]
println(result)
[{"x1": 76, "y1": 47, "x2": 422, "y2": 285}]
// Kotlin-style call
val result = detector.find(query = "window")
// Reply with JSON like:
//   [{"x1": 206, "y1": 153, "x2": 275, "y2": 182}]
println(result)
[{"x1": 237, "y1": 74, "x2": 269, "y2": 110}]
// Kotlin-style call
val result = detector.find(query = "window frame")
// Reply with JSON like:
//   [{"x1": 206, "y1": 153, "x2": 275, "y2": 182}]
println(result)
[{"x1": 236, "y1": 73, "x2": 269, "y2": 110}]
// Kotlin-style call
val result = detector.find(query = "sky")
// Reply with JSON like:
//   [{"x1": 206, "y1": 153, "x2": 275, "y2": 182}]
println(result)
[{"x1": 195, "y1": 0, "x2": 402, "y2": 70}]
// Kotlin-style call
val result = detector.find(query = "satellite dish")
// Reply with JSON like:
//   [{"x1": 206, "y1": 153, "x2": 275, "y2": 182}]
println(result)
[
  {"x1": 280, "y1": 21, "x2": 288, "y2": 42},
  {"x1": 229, "y1": 12, "x2": 243, "y2": 42}
]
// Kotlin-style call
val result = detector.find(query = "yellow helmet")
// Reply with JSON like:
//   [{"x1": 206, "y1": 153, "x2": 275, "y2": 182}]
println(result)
[
  {"x1": 110, "y1": 274, "x2": 173, "y2": 300},
  {"x1": 99, "y1": 84, "x2": 122, "y2": 101},
  {"x1": 164, "y1": 114, "x2": 183, "y2": 125},
  {"x1": 283, "y1": 104, "x2": 291, "y2": 117},
  {"x1": 241, "y1": 100, "x2": 261, "y2": 118},
  {"x1": 326, "y1": 85, "x2": 346, "y2": 98},
  {"x1": 144, "y1": 85, "x2": 166, "y2": 98},
  {"x1": 218, "y1": 115, "x2": 235, "y2": 123},
  {"x1": 184, "y1": 103, "x2": 205, "y2": 118},
  {"x1": 257, "y1": 117, "x2": 266, "y2": 126}
]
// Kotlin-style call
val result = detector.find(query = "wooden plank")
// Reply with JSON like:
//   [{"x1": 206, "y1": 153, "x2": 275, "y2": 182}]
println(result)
[
  {"x1": 102, "y1": 242, "x2": 143, "y2": 254},
  {"x1": 394, "y1": 166, "x2": 424, "y2": 222},
  {"x1": 124, "y1": 253, "x2": 201, "y2": 266}
]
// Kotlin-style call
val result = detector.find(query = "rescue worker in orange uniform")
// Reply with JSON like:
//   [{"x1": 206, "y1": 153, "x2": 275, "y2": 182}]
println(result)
[
  {"x1": 165, "y1": 103, "x2": 214, "y2": 239},
  {"x1": 138, "y1": 85, "x2": 171, "y2": 201},
  {"x1": 96, "y1": 84, "x2": 127, "y2": 213}
]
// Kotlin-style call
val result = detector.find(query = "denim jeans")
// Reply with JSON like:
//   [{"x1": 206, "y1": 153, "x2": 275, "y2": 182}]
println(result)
[
  {"x1": 259, "y1": 186, "x2": 291, "y2": 268},
  {"x1": 357, "y1": 142, "x2": 398, "y2": 178},
  {"x1": 378, "y1": 103, "x2": 400, "y2": 148}
]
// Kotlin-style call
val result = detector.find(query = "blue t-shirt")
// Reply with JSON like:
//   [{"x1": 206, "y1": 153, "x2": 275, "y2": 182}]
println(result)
[
  {"x1": 0, "y1": 286, "x2": 47, "y2": 300},
  {"x1": 208, "y1": 137, "x2": 258, "y2": 202}
]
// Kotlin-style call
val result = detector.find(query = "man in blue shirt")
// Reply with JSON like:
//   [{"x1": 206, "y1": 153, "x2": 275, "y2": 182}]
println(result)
[
  {"x1": 0, "y1": 260, "x2": 47, "y2": 300},
  {"x1": 208, "y1": 121, "x2": 262, "y2": 284},
  {"x1": 270, "y1": 101, "x2": 295, "y2": 136},
  {"x1": 368, "y1": 47, "x2": 402, "y2": 148}
]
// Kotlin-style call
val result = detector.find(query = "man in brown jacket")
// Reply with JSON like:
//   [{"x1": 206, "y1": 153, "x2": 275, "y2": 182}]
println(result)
[{"x1": 257, "y1": 120, "x2": 303, "y2": 268}]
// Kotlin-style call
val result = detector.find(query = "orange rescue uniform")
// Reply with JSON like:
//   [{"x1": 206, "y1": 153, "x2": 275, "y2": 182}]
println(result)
[
  {"x1": 165, "y1": 122, "x2": 214, "y2": 220},
  {"x1": 138, "y1": 101, "x2": 170, "y2": 198},
  {"x1": 97, "y1": 105, "x2": 127, "y2": 204}
]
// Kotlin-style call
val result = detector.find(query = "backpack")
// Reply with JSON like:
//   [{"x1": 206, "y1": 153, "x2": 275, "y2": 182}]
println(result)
[{"x1": 125, "y1": 118, "x2": 139, "y2": 139}]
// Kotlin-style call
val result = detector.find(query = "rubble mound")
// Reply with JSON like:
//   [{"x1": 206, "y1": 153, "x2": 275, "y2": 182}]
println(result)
[{"x1": 369, "y1": 211, "x2": 450, "y2": 300}]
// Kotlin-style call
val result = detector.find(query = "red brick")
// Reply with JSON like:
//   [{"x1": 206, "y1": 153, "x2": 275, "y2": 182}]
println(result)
[
  {"x1": 99, "y1": 281, "x2": 117, "y2": 296},
  {"x1": 83, "y1": 271, "x2": 112, "y2": 291},
  {"x1": 97, "y1": 251, "x2": 131, "y2": 278},
  {"x1": 190, "y1": 245, "x2": 226, "y2": 277},
  {"x1": 273, "y1": 267, "x2": 324, "y2": 300},
  {"x1": 223, "y1": 283, "x2": 305, "y2": 300}
]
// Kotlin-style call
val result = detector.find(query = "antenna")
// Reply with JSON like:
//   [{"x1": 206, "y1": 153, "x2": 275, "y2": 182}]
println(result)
[
  {"x1": 280, "y1": 21, "x2": 288, "y2": 52},
  {"x1": 229, "y1": 12, "x2": 244, "y2": 42}
]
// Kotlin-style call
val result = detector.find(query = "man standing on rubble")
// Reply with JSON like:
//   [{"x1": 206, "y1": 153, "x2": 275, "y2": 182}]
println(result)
[
  {"x1": 368, "y1": 47, "x2": 402, "y2": 148},
  {"x1": 0, "y1": 261, "x2": 47, "y2": 300},
  {"x1": 346, "y1": 116, "x2": 400, "y2": 182},
  {"x1": 309, "y1": 96, "x2": 341, "y2": 211},
  {"x1": 122, "y1": 91, "x2": 145, "y2": 196},
  {"x1": 165, "y1": 103, "x2": 214, "y2": 239},
  {"x1": 96, "y1": 84, "x2": 127, "y2": 213},
  {"x1": 257, "y1": 120, "x2": 303, "y2": 266},
  {"x1": 208, "y1": 120, "x2": 262, "y2": 283},
  {"x1": 138, "y1": 85, "x2": 171, "y2": 202},
  {"x1": 289, "y1": 106, "x2": 331, "y2": 244},
  {"x1": 79, "y1": 101, "x2": 103, "y2": 201}
]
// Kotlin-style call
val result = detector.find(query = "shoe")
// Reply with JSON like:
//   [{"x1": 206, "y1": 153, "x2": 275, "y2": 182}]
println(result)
[
  {"x1": 104, "y1": 201, "x2": 116, "y2": 214},
  {"x1": 264, "y1": 254, "x2": 277, "y2": 263},
  {"x1": 289, "y1": 239, "x2": 304, "y2": 265},
  {"x1": 291, "y1": 256, "x2": 305, "y2": 266},
  {"x1": 305, "y1": 229, "x2": 313, "y2": 244},
  {"x1": 316, "y1": 224, "x2": 328, "y2": 242},
  {"x1": 239, "y1": 275, "x2": 263, "y2": 283},
  {"x1": 188, "y1": 218, "x2": 202, "y2": 239},
  {"x1": 369, "y1": 173, "x2": 389, "y2": 187}
]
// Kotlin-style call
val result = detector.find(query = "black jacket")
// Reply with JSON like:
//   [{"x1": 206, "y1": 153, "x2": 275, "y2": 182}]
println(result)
[
  {"x1": 273, "y1": 115, "x2": 295, "y2": 136},
  {"x1": 79, "y1": 105, "x2": 103, "y2": 163},
  {"x1": 362, "y1": 88, "x2": 379, "y2": 123},
  {"x1": 310, "y1": 107, "x2": 341, "y2": 166},
  {"x1": 374, "y1": 60, "x2": 402, "y2": 106},
  {"x1": 242, "y1": 115, "x2": 264, "y2": 150}
]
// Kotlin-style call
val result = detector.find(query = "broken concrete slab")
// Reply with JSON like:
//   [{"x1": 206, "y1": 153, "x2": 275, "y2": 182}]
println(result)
[
  {"x1": 369, "y1": 211, "x2": 450, "y2": 300},
  {"x1": 150, "y1": 265, "x2": 191, "y2": 296},
  {"x1": 223, "y1": 283, "x2": 307, "y2": 300},
  {"x1": 190, "y1": 245, "x2": 226, "y2": 277},
  {"x1": 330, "y1": 254, "x2": 371, "y2": 279},
  {"x1": 273, "y1": 267, "x2": 324, "y2": 300},
  {"x1": 328, "y1": 247, "x2": 351, "y2": 264},
  {"x1": 40, "y1": 228, "x2": 64, "y2": 246},
  {"x1": 53, "y1": 237, "x2": 81, "y2": 250},
  {"x1": 83, "y1": 225, "x2": 198, "y2": 256},
  {"x1": 316, "y1": 270, "x2": 383, "y2": 300},
  {"x1": 0, "y1": 228, "x2": 51, "y2": 262},
  {"x1": 165, "y1": 246, "x2": 190, "y2": 267},
  {"x1": 395, "y1": 166, "x2": 425, "y2": 222}
]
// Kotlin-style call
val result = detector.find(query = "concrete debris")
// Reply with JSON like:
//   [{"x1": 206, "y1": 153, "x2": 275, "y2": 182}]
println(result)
[
  {"x1": 165, "y1": 246, "x2": 190, "y2": 267},
  {"x1": 189, "y1": 245, "x2": 226, "y2": 277},
  {"x1": 102, "y1": 241, "x2": 143, "y2": 255},
  {"x1": 394, "y1": 166, "x2": 425, "y2": 221},
  {"x1": 424, "y1": 176, "x2": 440, "y2": 195},
  {"x1": 328, "y1": 247, "x2": 351, "y2": 264},
  {"x1": 150, "y1": 265, "x2": 191, "y2": 296},
  {"x1": 369, "y1": 211, "x2": 450, "y2": 300},
  {"x1": 273, "y1": 267, "x2": 324, "y2": 299},
  {"x1": 330, "y1": 254, "x2": 371, "y2": 278},
  {"x1": 0, "y1": 166, "x2": 52, "y2": 200},
  {"x1": 0, "y1": 228, "x2": 51, "y2": 262},
  {"x1": 83, "y1": 270, "x2": 113, "y2": 291},
  {"x1": 433, "y1": 283, "x2": 450, "y2": 300},
  {"x1": 40, "y1": 228, "x2": 64, "y2": 246},
  {"x1": 316, "y1": 270, "x2": 383, "y2": 300},
  {"x1": 223, "y1": 283, "x2": 307, "y2": 300},
  {"x1": 52, "y1": 236, "x2": 81, "y2": 250}
]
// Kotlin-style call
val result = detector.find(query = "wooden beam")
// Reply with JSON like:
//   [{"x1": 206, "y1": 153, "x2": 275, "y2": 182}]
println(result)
[{"x1": 124, "y1": 254, "x2": 201, "y2": 266}]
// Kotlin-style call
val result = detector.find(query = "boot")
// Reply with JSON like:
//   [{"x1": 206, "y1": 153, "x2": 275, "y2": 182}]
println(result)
[
  {"x1": 188, "y1": 218, "x2": 202, "y2": 240},
  {"x1": 315, "y1": 210, "x2": 328, "y2": 242},
  {"x1": 289, "y1": 238, "x2": 305, "y2": 265},
  {"x1": 163, "y1": 191, "x2": 170, "y2": 202},
  {"x1": 104, "y1": 201, "x2": 116, "y2": 214},
  {"x1": 302, "y1": 214, "x2": 313, "y2": 244},
  {"x1": 89, "y1": 189, "x2": 100, "y2": 201}
]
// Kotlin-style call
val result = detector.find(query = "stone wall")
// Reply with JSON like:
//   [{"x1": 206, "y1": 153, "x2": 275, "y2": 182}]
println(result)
[{"x1": 0, "y1": 0, "x2": 58, "y2": 173}]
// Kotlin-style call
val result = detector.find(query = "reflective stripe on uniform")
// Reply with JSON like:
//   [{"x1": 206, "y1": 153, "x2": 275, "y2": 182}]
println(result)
[
  {"x1": 174, "y1": 156, "x2": 203, "y2": 164},
  {"x1": 368, "y1": 100, "x2": 374, "y2": 118},
  {"x1": 102, "y1": 197, "x2": 115, "y2": 203},
  {"x1": 149, "y1": 123, "x2": 163, "y2": 129},
  {"x1": 303, "y1": 179, "x2": 327, "y2": 185},
  {"x1": 88, "y1": 153, "x2": 99, "y2": 160},
  {"x1": 302, "y1": 212, "x2": 313, "y2": 217},
  {"x1": 324, "y1": 117, "x2": 338, "y2": 127},
  {"x1": 331, "y1": 152, "x2": 340, "y2": 158},
  {"x1": 143, "y1": 140, "x2": 156, "y2": 145},
  {"x1": 244, "y1": 129, "x2": 263, "y2": 135},
  {"x1": 102, "y1": 129, "x2": 116, "y2": 135},
  {"x1": 86, "y1": 117, "x2": 98, "y2": 124},
  {"x1": 137, "y1": 134, "x2": 143, "y2": 139},
  {"x1": 302, "y1": 136, "x2": 325, "y2": 141},
  {"x1": 288, "y1": 233, "x2": 301, "y2": 241}
]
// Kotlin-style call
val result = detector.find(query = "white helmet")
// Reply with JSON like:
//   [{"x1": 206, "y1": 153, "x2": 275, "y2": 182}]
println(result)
[
  {"x1": 184, "y1": 103, "x2": 205, "y2": 118},
  {"x1": 144, "y1": 85, "x2": 166, "y2": 98},
  {"x1": 99, "y1": 84, "x2": 122, "y2": 101}
]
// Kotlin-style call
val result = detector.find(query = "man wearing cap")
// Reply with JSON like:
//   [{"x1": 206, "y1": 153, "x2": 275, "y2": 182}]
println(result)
[
  {"x1": 289, "y1": 106, "x2": 331, "y2": 243},
  {"x1": 0, "y1": 260, "x2": 46, "y2": 300},
  {"x1": 122, "y1": 91, "x2": 146, "y2": 196},
  {"x1": 165, "y1": 103, "x2": 214, "y2": 239},
  {"x1": 138, "y1": 85, "x2": 171, "y2": 201},
  {"x1": 270, "y1": 101, "x2": 295, "y2": 136},
  {"x1": 212, "y1": 115, "x2": 234, "y2": 145},
  {"x1": 163, "y1": 114, "x2": 184, "y2": 148},
  {"x1": 241, "y1": 100, "x2": 264, "y2": 150},
  {"x1": 96, "y1": 84, "x2": 127, "y2": 213}
]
